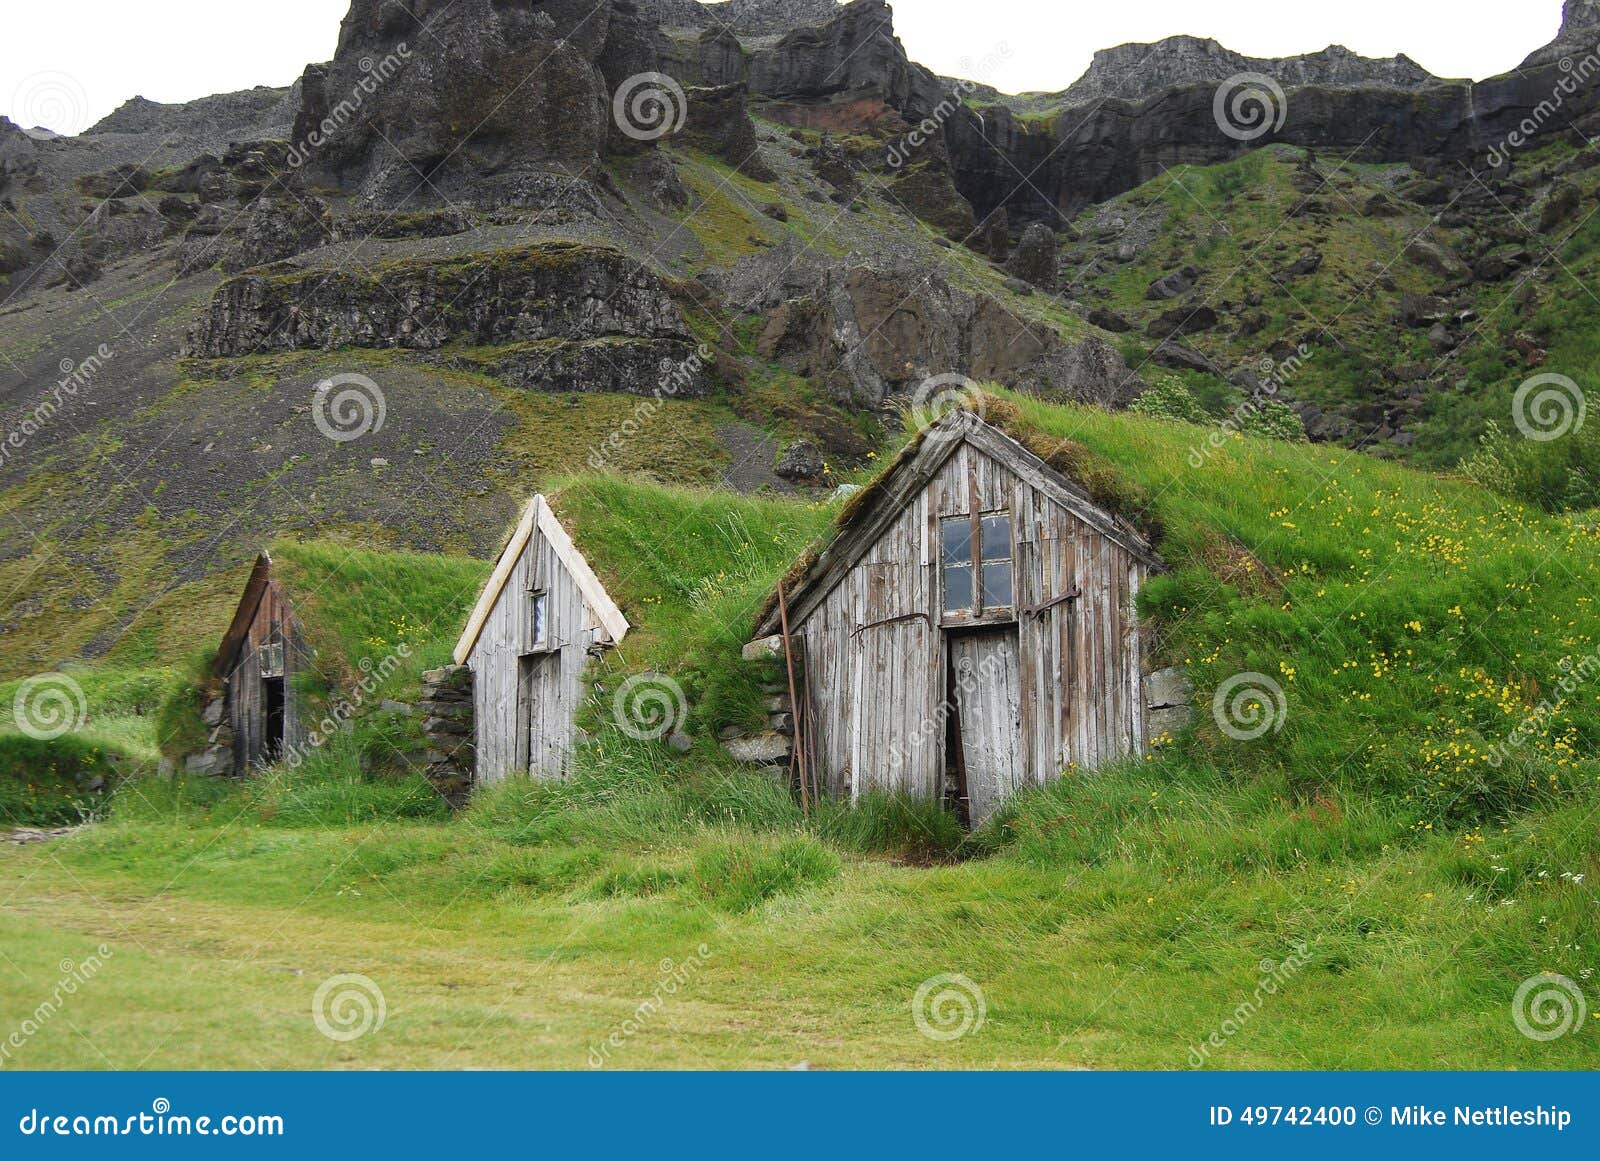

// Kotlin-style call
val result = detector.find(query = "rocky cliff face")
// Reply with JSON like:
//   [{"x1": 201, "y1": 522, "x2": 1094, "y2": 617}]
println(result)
[
  {"x1": 642, "y1": 0, "x2": 843, "y2": 37},
  {"x1": 1523, "y1": 0, "x2": 1600, "y2": 65},
  {"x1": 184, "y1": 242, "x2": 708, "y2": 396},
  {"x1": 1057, "y1": 37, "x2": 1439, "y2": 107},
  {"x1": 291, "y1": 0, "x2": 645, "y2": 202}
]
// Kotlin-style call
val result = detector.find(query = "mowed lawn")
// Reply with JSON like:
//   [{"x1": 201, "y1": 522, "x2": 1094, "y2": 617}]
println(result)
[{"x1": 1, "y1": 812, "x2": 1591, "y2": 1071}]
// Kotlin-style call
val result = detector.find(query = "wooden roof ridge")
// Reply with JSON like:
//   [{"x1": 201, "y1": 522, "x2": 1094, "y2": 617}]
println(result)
[
  {"x1": 452, "y1": 494, "x2": 630, "y2": 664},
  {"x1": 752, "y1": 411, "x2": 1164, "y2": 639},
  {"x1": 212, "y1": 552, "x2": 276, "y2": 677}
]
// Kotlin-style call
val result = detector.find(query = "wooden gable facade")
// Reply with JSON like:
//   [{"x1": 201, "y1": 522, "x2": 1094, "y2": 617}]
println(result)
[
  {"x1": 453, "y1": 495, "x2": 629, "y2": 785},
  {"x1": 214, "y1": 553, "x2": 308, "y2": 773},
  {"x1": 754, "y1": 412, "x2": 1164, "y2": 823}
]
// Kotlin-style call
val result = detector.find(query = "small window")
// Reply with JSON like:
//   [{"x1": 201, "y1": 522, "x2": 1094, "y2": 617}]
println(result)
[
  {"x1": 529, "y1": 589, "x2": 549, "y2": 651},
  {"x1": 258, "y1": 641, "x2": 285, "y2": 678},
  {"x1": 941, "y1": 511, "x2": 1013, "y2": 617},
  {"x1": 941, "y1": 517, "x2": 972, "y2": 614}
]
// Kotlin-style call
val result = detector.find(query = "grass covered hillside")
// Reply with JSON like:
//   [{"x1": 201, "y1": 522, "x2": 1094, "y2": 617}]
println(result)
[
  {"x1": 2, "y1": 396, "x2": 1597, "y2": 1069},
  {"x1": 1068, "y1": 145, "x2": 1600, "y2": 513}
]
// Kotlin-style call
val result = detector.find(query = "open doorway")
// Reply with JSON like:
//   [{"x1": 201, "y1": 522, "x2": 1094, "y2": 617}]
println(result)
[
  {"x1": 262, "y1": 676, "x2": 286, "y2": 763},
  {"x1": 945, "y1": 628, "x2": 1023, "y2": 826}
]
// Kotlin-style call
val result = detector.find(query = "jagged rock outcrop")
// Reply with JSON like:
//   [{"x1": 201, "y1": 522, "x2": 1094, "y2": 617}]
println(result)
[
  {"x1": 176, "y1": 196, "x2": 332, "y2": 275},
  {"x1": 1057, "y1": 37, "x2": 1439, "y2": 107},
  {"x1": 752, "y1": 258, "x2": 1145, "y2": 408},
  {"x1": 291, "y1": 0, "x2": 640, "y2": 202},
  {"x1": 85, "y1": 87, "x2": 297, "y2": 146},
  {"x1": 184, "y1": 242, "x2": 700, "y2": 378},
  {"x1": 747, "y1": 0, "x2": 946, "y2": 121},
  {"x1": 654, "y1": 26, "x2": 750, "y2": 87},
  {"x1": 1522, "y1": 0, "x2": 1600, "y2": 66},
  {"x1": 1007, "y1": 223, "x2": 1060, "y2": 290},
  {"x1": 643, "y1": 0, "x2": 842, "y2": 36},
  {"x1": 674, "y1": 83, "x2": 773, "y2": 178}
]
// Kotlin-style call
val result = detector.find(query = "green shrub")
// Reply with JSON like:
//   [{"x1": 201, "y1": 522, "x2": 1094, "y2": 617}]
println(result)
[{"x1": 1459, "y1": 419, "x2": 1600, "y2": 513}]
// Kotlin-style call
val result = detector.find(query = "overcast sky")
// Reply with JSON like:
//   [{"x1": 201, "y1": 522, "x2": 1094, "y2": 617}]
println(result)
[{"x1": 2, "y1": 0, "x2": 1571, "y2": 135}]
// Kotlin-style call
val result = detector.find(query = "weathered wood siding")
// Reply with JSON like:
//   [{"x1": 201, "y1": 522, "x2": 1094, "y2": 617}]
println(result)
[
  {"x1": 224, "y1": 580, "x2": 305, "y2": 772},
  {"x1": 793, "y1": 436, "x2": 1148, "y2": 806},
  {"x1": 466, "y1": 520, "x2": 603, "y2": 784}
]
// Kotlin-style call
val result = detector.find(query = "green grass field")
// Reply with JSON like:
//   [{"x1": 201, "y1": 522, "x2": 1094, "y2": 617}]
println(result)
[{"x1": 2, "y1": 393, "x2": 1597, "y2": 1070}]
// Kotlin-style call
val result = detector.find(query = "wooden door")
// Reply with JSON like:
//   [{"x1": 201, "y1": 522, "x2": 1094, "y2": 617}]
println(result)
[
  {"x1": 949, "y1": 629, "x2": 1023, "y2": 824},
  {"x1": 519, "y1": 653, "x2": 565, "y2": 778}
]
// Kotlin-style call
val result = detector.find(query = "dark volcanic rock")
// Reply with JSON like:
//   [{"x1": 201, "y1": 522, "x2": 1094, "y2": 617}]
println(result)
[
  {"x1": 1004, "y1": 222, "x2": 1056, "y2": 289},
  {"x1": 1024, "y1": 335, "x2": 1148, "y2": 409},
  {"x1": 675, "y1": 83, "x2": 773, "y2": 179},
  {"x1": 1152, "y1": 342, "x2": 1224, "y2": 376},
  {"x1": 291, "y1": 0, "x2": 640, "y2": 202},
  {"x1": 185, "y1": 242, "x2": 691, "y2": 359},
  {"x1": 1057, "y1": 36, "x2": 1438, "y2": 107},
  {"x1": 1148, "y1": 304, "x2": 1219, "y2": 339},
  {"x1": 1147, "y1": 266, "x2": 1198, "y2": 300},
  {"x1": 748, "y1": 0, "x2": 936, "y2": 112},
  {"x1": 1086, "y1": 306, "x2": 1134, "y2": 333},
  {"x1": 177, "y1": 197, "x2": 332, "y2": 275},
  {"x1": 775, "y1": 437, "x2": 826, "y2": 481}
]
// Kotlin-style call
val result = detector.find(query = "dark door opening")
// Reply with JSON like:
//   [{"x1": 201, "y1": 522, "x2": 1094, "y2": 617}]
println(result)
[
  {"x1": 263, "y1": 676, "x2": 286, "y2": 763},
  {"x1": 945, "y1": 628, "x2": 1023, "y2": 826}
]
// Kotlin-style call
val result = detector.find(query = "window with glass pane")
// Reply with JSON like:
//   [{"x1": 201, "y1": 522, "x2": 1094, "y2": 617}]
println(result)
[
  {"x1": 942, "y1": 511, "x2": 1012, "y2": 615},
  {"x1": 941, "y1": 517, "x2": 973, "y2": 613},
  {"x1": 529, "y1": 589, "x2": 549, "y2": 650},
  {"x1": 979, "y1": 513, "x2": 1013, "y2": 610}
]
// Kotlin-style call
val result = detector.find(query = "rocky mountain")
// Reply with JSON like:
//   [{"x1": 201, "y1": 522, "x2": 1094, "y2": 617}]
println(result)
[
  {"x1": 3, "y1": 0, "x2": 1600, "y2": 676},
  {"x1": 1053, "y1": 37, "x2": 1440, "y2": 107},
  {"x1": 1523, "y1": 0, "x2": 1600, "y2": 65}
]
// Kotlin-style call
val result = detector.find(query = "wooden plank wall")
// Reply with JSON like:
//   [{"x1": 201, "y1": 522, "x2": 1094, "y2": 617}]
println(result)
[
  {"x1": 795, "y1": 437, "x2": 1149, "y2": 804},
  {"x1": 467, "y1": 522, "x2": 599, "y2": 784},
  {"x1": 225, "y1": 580, "x2": 305, "y2": 772}
]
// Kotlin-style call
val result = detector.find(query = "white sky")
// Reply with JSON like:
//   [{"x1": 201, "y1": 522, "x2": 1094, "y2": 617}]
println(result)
[{"x1": 1, "y1": 0, "x2": 1571, "y2": 136}]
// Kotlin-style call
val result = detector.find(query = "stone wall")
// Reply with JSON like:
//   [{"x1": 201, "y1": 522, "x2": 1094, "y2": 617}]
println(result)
[
  {"x1": 721, "y1": 635, "x2": 795, "y2": 779},
  {"x1": 419, "y1": 665, "x2": 475, "y2": 808},
  {"x1": 179, "y1": 691, "x2": 235, "y2": 777}
]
